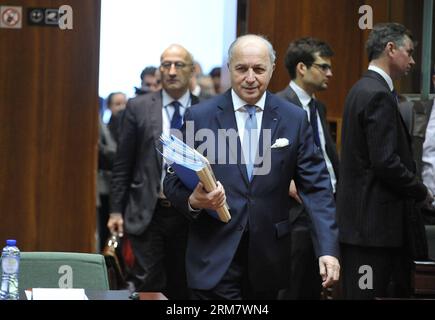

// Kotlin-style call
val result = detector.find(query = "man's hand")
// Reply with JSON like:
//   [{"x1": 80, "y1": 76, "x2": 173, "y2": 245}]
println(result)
[
  {"x1": 288, "y1": 180, "x2": 302, "y2": 204},
  {"x1": 319, "y1": 255, "x2": 340, "y2": 288},
  {"x1": 107, "y1": 213, "x2": 124, "y2": 237},
  {"x1": 188, "y1": 181, "x2": 226, "y2": 211}
]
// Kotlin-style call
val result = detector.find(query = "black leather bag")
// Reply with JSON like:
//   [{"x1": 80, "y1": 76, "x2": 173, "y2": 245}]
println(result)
[{"x1": 102, "y1": 235, "x2": 127, "y2": 290}]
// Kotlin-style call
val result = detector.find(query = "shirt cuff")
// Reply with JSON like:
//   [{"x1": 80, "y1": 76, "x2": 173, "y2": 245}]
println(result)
[{"x1": 187, "y1": 200, "x2": 201, "y2": 218}]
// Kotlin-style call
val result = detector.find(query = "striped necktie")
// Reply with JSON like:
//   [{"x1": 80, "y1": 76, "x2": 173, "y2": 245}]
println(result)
[
  {"x1": 170, "y1": 100, "x2": 182, "y2": 129},
  {"x1": 308, "y1": 99, "x2": 321, "y2": 148},
  {"x1": 243, "y1": 105, "x2": 258, "y2": 181}
]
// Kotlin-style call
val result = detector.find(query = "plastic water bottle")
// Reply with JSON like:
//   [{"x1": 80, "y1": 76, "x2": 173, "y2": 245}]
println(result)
[{"x1": 0, "y1": 239, "x2": 20, "y2": 300}]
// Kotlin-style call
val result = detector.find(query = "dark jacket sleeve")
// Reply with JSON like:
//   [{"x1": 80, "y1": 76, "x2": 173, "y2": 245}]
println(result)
[
  {"x1": 110, "y1": 101, "x2": 137, "y2": 213},
  {"x1": 365, "y1": 92, "x2": 427, "y2": 201},
  {"x1": 294, "y1": 114, "x2": 339, "y2": 258},
  {"x1": 98, "y1": 118, "x2": 117, "y2": 170}
]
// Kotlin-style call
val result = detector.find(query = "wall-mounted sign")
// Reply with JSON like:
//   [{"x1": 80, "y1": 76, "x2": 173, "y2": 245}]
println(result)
[
  {"x1": 0, "y1": 6, "x2": 23, "y2": 29},
  {"x1": 28, "y1": 8, "x2": 56, "y2": 26},
  {"x1": 28, "y1": 8, "x2": 44, "y2": 24},
  {"x1": 27, "y1": 6, "x2": 73, "y2": 30},
  {"x1": 44, "y1": 9, "x2": 59, "y2": 25}
]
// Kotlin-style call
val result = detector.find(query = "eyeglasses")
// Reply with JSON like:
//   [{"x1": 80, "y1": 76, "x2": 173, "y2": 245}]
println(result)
[
  {"x1": 160, "y1": 61, "x2": 192, "y2": 70},
  {"x1": 311, "y1": 63, "x2": 332, "y2": 73}
]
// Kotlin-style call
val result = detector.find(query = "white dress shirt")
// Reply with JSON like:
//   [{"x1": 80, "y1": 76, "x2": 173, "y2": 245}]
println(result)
[
  {"x1": 161, "y1": 90, "x2": 192, "y2": 198},
  {"x1": 162, "y1": 89, "x2": 192, "y2": 137},
  {"x1": 231, "y1": 89, "x2": 265, "y2": 146},
  {"x1": 422, "y1": 101, "x2": 435, "y2": 205},
  {"x1": 289, "y1": 81, "x2": 337, "y2": 193},
  {"x1": 368, "y1": 65, "x2": 394, "y2": 91}
]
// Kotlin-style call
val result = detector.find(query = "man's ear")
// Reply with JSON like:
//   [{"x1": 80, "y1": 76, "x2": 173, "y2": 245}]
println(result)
[
  {"x1": 385, "y1": 42, "x2": 396, "y2": 57},
  {"x1": 296, "y1": 62, "x2": 306, "y2": 77}
]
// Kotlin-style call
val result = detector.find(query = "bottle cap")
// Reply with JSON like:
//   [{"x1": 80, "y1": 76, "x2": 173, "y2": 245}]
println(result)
[{"x1": 6, "y1": 239, "x2": 16, "y2": 246}]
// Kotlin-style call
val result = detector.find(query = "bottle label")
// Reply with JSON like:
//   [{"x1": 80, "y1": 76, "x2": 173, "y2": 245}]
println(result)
[{"x1": 1, "y1": 257, "x2": 18, "y2": 273}]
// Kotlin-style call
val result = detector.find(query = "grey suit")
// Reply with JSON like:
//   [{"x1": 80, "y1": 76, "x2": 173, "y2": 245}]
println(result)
[
  {"x1": 111, "y1": 91, "x2": 165, "y2": 235},
  {"x1": 110, "y1": 90, "x2": 199, "y2": 299},
  {"x1": 399, "y1": 100, "x2": 434, "y2": 178},
  {"x1": 400, "y1": 99, "x2": 435, "y2": 223},
  {"x1": 276, "y1": 85, "x2": 339, "y2": 299}
]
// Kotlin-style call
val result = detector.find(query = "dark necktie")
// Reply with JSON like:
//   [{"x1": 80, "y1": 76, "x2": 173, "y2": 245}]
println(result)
[
  {"x1": 243, "y1": 105, "x2": 258, "y2": 181},
  {"x1": 170, "y1": 100, "x2": 182, "y2": 129},
  {"x1": 308, "y1": 99, "x2": 321, "y2": 148}
]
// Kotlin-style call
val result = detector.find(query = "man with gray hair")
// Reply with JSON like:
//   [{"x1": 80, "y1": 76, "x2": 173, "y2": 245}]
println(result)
[
  {"x1": 164, "y1": 34, "x2": 339, "y2": 299},
  {"x1": 337, "y1": 23, "x2": 434, "y2": 299}
]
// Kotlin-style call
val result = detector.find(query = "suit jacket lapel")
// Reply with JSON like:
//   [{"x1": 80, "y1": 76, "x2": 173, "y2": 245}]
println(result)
[
  {"x1": 252, "y1": 92, "x2": 280, "y2": 182},
  {"x1": 284, "y1": 86, "x2": 303, "y2": 108},
  {"x1": 365, "y1": 70, "x2": 413, "y2": 147},
  {"x1": 215, "y1": 91, "x2": 249, "y2": 186}
]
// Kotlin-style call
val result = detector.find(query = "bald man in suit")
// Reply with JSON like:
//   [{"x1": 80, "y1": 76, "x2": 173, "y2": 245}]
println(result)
[{"x1": 108, "y1": 44, "x2": 199, "y2": 299}]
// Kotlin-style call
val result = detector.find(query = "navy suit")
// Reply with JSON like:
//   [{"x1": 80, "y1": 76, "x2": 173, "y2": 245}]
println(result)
[
  {"x1": 276, "y1": 85, "x2": 339, "y2": 299},
  {"x1": 164, "y1": 90, "x2": 338, "y2": 295}
]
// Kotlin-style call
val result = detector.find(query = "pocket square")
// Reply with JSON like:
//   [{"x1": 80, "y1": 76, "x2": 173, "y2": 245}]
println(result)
[{"x1": 271, "y1": 138, "x2": 289, "y2": 148}]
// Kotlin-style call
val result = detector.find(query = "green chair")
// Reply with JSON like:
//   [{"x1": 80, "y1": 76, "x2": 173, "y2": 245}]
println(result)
[{"x1": 11, "y1": 252, "x2": 110, "y2": 291}]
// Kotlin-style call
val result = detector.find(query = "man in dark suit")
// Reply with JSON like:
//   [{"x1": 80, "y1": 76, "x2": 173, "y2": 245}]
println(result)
[
  {"x1": 107, "y1": 44, "x2": 199, "y2": 299},
  {"x1": 337, "y1": 23, "x2": 434, "y2": 299},
  {"x1": 276, "y1": 37, "x2": 339, "y2": 299},
  {"x1": 164, "y1": 34, "x2": 340, "y2": 300}
]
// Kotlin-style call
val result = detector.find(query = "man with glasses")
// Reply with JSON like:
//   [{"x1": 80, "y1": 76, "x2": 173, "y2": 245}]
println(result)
[
  {"x1": 276, "y1": 37, "x2": 339, "y2": 300},
  {"x1": 108, "y1": 44, "x2": 199, "y2": 299},
  {"x1": 338, "y1": 23, "x2": 434, "y2": 299}
]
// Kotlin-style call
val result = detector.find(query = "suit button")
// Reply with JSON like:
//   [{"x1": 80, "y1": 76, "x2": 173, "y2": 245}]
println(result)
[{"x1": 237, "y1": 225, "x2": 243, "y2": 231}]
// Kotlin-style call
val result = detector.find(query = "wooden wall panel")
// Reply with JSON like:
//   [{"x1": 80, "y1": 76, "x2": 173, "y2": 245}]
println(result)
[
  {"x1": 0, "y1": 0, "x2": 100, "y2": 252},
  {"x1": 244, "y1": 0, "x2": 426, "y2": 117},
  {"x1": 246, "y1": 0, "x2": 364, "y2": 118}
]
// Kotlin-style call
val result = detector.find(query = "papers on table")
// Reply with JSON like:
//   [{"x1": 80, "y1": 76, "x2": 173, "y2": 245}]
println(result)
[{"x1": 26, "y1": 288, "x2": 88, "y2": 300}]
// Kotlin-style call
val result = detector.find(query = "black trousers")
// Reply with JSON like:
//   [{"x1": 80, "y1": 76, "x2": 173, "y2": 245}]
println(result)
[
  {"x1": 278, "y1": 220, "x2": 321, "y2": 299},
  {"x1": 127, "y1": 202, "x2": 188, "y2": 300},
  {"x1": 340, "y1": 243, "x2": 411, "y2": 299},
  {"x1": 190, "y1": 232, "x2": 277, "y2": 300}
]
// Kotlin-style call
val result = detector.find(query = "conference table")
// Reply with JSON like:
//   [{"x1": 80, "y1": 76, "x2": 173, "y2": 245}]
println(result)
[
  {"x1": 86, "y1": 290, "x2": 167, "y2": 300},
  {"x1": 20, "y1": 289, "x2": 167, "y2": 300}
]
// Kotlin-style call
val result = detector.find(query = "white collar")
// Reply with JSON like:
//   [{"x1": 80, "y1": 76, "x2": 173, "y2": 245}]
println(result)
[
  {"x1": 231, "y1": 89, "x2": 266, "y2": 112},
  {"x1": 289, "y1": 81, "x2": 313, "y2": 107},
  {"x1": 368, "y1": 65, "x2": 394, "y2": 91},
  {"x1": 162, "y1": 89, "x2": 191, "y2": 108}
]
